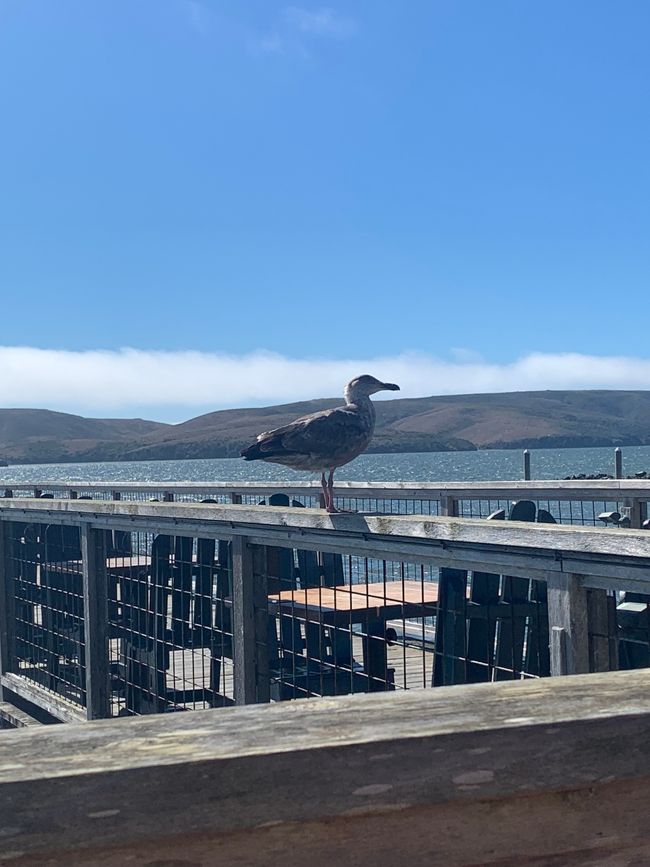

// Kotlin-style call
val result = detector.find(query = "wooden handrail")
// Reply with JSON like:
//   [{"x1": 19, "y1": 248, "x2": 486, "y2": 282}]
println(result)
[
  {"x1": 2, "y1": 478, "x2": 650, "y2": 500},
  {"x1": 1, "y1": 670, "x2": 650, "y2": 865},
  {"x1": 0, "y1": 498, "x2": 649, "y2": 588},
  {"x1": 2, "y1": 498, "x2": 649, "y2": 723}
]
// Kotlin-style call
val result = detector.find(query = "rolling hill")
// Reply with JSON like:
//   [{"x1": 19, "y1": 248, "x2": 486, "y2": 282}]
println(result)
[
  {"x1": 2, "y1": 390, "x2": 650, "y2": 465},
  {"x1": 0, "y1": 409, "x2": 169, "y2": 464}
]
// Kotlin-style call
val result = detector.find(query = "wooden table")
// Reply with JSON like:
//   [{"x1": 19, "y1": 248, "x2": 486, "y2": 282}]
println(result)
[
  {"x1": 46, "y1": 555, "x2": 152, "y2": 574},
  {"x1": 268, "y1": 580, "x2": 439, "y2": 691}
]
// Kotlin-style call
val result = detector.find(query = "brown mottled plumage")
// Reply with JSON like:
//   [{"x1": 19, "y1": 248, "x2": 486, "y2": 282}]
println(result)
[{"x1": 241, "y1": 375, "x2": 400, "y2": 512}]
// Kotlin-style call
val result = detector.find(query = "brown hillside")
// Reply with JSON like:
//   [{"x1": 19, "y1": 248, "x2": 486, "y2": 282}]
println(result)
[{"x1": 2, "y1": 390, "x2": 650, "y2": 464}]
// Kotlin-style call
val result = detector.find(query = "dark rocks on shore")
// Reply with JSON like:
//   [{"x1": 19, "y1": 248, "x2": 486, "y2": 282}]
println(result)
[
  {"x1": 563, "y1": 470, "x2": 650, "y2": 480},
  {"x1": 563, "y1": 472, "x2": 614, "y2": 480}
]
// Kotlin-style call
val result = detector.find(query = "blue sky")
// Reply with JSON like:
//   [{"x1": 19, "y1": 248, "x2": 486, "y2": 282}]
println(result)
[{"x1": 1, "y1": 1, "x2": 649, "y2": 419}]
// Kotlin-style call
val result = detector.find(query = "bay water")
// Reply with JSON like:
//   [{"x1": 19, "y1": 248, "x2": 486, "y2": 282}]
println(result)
[{"x1": 2, "y1": 444, "x2": 650, "y2": 486}]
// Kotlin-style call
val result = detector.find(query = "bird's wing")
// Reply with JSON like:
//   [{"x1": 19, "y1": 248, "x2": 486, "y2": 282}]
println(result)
[{"x1": 256, "y1": 406, "x2": 368, "y2": 458}]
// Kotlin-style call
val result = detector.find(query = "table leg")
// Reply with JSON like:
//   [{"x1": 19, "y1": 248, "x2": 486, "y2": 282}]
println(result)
[{"x1": 363, "y1": 615, "x2": 395, "y2": 692}]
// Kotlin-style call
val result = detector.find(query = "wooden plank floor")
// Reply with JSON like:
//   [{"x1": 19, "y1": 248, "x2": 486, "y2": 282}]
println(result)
[
  {"x1": 108, "y1": 630, "x2": 436, "y2": 715},
  {"x1": 389, "y1": 643, "x2": 435, "y2": 689}
]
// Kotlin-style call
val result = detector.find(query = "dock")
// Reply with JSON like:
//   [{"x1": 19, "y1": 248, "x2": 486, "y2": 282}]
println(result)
[
  {"x1": 2, "y1": 669, "x2": 650, "y2": 865},
  {"x1": 0, "y1": 477, "x2": 648, "y2": 721},
  {"x1": 1, "y1": 479, "x2": 650, "y2": 862}
]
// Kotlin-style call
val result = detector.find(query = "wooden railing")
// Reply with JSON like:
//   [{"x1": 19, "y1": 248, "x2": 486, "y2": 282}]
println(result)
[
  {"x1": 3, "y1": 478, "x2": 650, "y2": 525},
  {"x1": 2, "y1": 669, "x2": 650, "y2": 865},
  {"x1": 1, "y1": 496, "x2": 650, "y2": 724}
]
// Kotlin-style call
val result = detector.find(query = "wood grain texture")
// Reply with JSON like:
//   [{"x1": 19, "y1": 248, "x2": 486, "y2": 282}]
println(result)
[
  {"x1": 270, "y1": 580, "x2": 439, "y2": 611},
  {"x1": 0, "y1": 674, "x2": 86, "y2": 724},
  {"x1": 0, "y1": 701, "x2": 42, "y2": 728},
  {"x1": 1, "y1": 499, "x2": 650, "y2": 591},
  {"x1": 6, "y1": 784, "x2": 650, "y2": 867},
  {"x1": 2, "y1": 497, "x2": 650, "y2": 557},
  {"x1": 0, "y1": 521, "x2": 14, "y2": 702},
  {"x1": 231, "y1": 535, "x2": 256, "y2": 705},
  {"x1": 547, "y1": 573, "x2": 589, "y2": 675},
  {"x1": 3, "y1": 477, "x2": 650, "y2": 496},
  {"x1": 80, "y1": 526, "x2": 110, "y2": 719},
  {"x1": 1, "y1": 669, "x2": 650, "y2": 865}
]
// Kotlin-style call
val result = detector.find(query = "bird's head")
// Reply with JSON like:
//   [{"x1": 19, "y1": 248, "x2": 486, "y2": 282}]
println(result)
[{"x1": 345, "y1": 374, "x2": 400, "y2": 402}]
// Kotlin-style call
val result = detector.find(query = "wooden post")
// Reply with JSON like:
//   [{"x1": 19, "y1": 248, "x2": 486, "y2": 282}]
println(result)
[
  {"x1": 587, "y1": 588, "x2": 615, "y2": 672},
  {"x1": 615, "y1": 447, "x2": 623, "y2": 480},
  {"x1": 523, "y1": 450, "x2": 531, "y2": 481},
  {"x1": 252, "y1": 545, "x2": 270, "y2": 704},
  {"x1": 550, "y1": 626, "x2": 568, "y2": 676},
  {"x1": 231, "y1": 536, "x2": 269, "y2": 705},
  {"x1": 439, "y1": 495, "x2": 458, "y2": 518},
  {"x1": 433, "y1": 568, "x2": 467, "y2": 686},
  {"x1": 547, "y1": 573, "x2": 589, "y2": 676},
  {"x1": 0, "y1": 521, "x2": 16, "y2": 702},
  {"x1": 623, "y1": 498, "x2": 645, "y2": 529},
  {"x1": 80, "y1": 524, "x2": 110, "y2": 719},
  {"x1": 607, "y1": 593, "x2": 620, "y2": 671}
]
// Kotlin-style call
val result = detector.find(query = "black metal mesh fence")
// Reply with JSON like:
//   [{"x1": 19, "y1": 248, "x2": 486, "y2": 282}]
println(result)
[
  {"x1": 8, "y1": 522, "x2": 87, "y2": 707},
  {"x1": 2, "y1": 515, "x2": 557, "y2": 720},
  {"x1": 1, "y1": 493, "x2": 647, "y2": 724},
  {"x1": 107, "y1": 532, "x2": 234, "y2": 716},
  {"x1": 1, "y1": 485, "x2": 640, "y2": 529}
]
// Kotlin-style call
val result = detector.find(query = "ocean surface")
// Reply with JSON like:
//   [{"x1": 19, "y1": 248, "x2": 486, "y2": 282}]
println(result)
[{"x1": 2, "y1": 445, "x2": 650, "y2": 486}]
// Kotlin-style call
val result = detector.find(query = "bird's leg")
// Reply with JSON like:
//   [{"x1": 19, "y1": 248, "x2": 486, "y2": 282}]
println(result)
[
  {"x1": 320, "y1": 472, "x2": 332, "y2": 511},
  {"x1": 321, "y1": 470, "x2": 355, "y2": 514},
  {"x1": 320, "y1": 469, "x2": 338, "y2": 513},
  {"x1": 326, "y1": 469, "x2": 356, "y2": 513},
  {"x1": 327, "y1": 469, "x2": 337, "y2": 512}
]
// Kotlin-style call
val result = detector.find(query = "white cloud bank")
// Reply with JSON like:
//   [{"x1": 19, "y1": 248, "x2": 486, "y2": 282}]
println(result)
[{"x1": 1, "y1": 347, "x2": 649, "y2": 419}]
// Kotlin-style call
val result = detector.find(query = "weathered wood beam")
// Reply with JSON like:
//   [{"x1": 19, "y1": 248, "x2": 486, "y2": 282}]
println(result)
[
  {"x1": 2, "y1": 497, "x2": 650, "y2": 557},
  {"x1": 547, "y1": 573, "x2": 589, "y2": 675},
  {"x1": 3, "y1": 477, "x2": 650, "y2": 500},
  {"x1": 0, "y1": 674, "x2": 86, "y2": 724},
  {"x1": 2, "y1": 670, "x2": 650, "y2": 865},
  {"x1": 80, "y1": 525, "x2": 110, "y2": 719},
  {"x1": 586, "y1": 588, "x2": 617, "y2": 672},
  {"x1": 0, "y1": 521, "x2": 16, "y2": 702},
  {"x1": 0, "y1": 700, "x2": 43, "y2": 728},
  {"x1": 2, "y1": 499, "x2": 650, "y2": 589},
  {"x1": 231, "y1": 537, "x2": 269, "y2": 705}
]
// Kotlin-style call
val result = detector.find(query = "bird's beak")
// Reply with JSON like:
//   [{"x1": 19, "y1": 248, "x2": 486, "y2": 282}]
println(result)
[{"x1": 381, "y1": 382, "x2": 400, "y2": 391}]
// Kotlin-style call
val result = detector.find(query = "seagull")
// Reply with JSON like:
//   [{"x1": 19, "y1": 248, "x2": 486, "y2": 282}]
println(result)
[{"x1": 241, "y1": 375, "x2": 400, "y2": 512}]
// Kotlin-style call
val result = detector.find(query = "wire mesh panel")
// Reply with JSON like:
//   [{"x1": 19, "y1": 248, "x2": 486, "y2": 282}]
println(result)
[
  {"x1": 456, "y1": 497, "x2": 627, "y2": 526},
  {"x1": 616, "y1": 589, "x2": 650, "y2": 670},
  {"x1": 4, "y1": 491, "x2": 650, "y2": 726},
  {"x1": 432, "y1": 500, "x2": 552, "y2": 683},
  {"x1": 331, "y1": 496, "x2": 440, "y2": 516},
  {"x1": 432, "y1": 568, "x2": 550, "y2": 684},
  {"x1": 1, "y1": 483, "x2": 646, "y2": 530},
  {"x1": 7, "y1": 521, "x2": 87, "y2": 707},
  {"x1": 264, "y1": 547, "x2": 439, "y2": 699},
  {"x1": 107, "y1": 532, "x2": 235, "y2": 716}
]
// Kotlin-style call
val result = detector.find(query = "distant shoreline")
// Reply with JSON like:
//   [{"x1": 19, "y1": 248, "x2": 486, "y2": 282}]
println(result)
[
  {"x1": 0, "y1": 438, "x2": 646, "y2": 468},
  {"x1": 2, "y1": 390, "x2": 650, "y2": 465}
]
